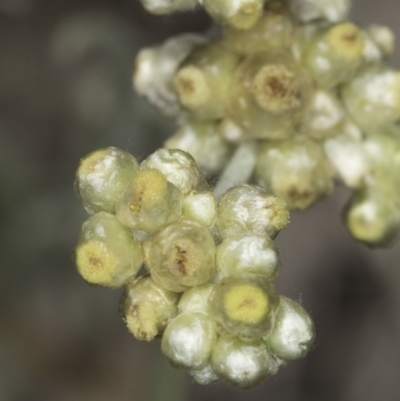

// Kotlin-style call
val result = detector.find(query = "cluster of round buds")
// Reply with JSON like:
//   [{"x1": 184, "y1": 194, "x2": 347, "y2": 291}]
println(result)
[
  {"x1": 74, "y1": 147, "x2": 315, "y2": 388},
  {"x1": 134, "y1": 0, "x2": 400, "y2": 247}
]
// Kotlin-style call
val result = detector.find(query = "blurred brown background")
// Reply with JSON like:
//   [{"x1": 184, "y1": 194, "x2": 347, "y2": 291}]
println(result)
[{"x1": 1, "y1": 0, "x2": 400, "y2": 400}]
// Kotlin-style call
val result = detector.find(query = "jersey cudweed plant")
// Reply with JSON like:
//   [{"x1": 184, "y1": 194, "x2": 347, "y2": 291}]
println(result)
[{"x1": 73, "y1": 0, "x2": 399, "y2": 390}]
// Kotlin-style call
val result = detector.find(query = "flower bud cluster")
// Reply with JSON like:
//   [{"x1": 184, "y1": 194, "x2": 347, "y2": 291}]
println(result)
[
  {"x1": 134, "y1": 0, "x2": 400, "y2": 247},
  {"x1": 74, "y1": 147, "x2": 314, "y2": 388}
]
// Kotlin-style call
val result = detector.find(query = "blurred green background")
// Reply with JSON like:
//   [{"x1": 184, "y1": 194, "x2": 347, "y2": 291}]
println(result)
[{"x1": 1, "y1": 0, "x2": 400, "y2": 400}]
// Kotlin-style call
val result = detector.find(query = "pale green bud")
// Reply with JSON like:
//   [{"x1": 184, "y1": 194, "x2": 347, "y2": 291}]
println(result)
[
  {"x1": 289, "y1": 0, "x2": 351, "y2": 23},
  {"x1": 209, "y1": 275, "x2": 280, "y2": 340},
  {"x1": 324, "y1": 123, "x2": 369, "y2": 189},
  {"x1": 361, "y1": 25, "x2": 395, "y2": 64},
  {"x1": 302, "y1": 89, "x2": 345, "y2": 140},
  {"x1": 134, "y1": 34, "x2": 206, "y2": 115},
  {"x1": 75, "y1": 212, "x2": 143, "y2": 288},
  {"x1": 190, "y1": 364, "x2": 219, "y2": 385},
  {"x1": 341, "y1": 65, "x2": 400, "y2": 134},
  {"x1": 182, "y1": 191, "x2": 217, "y2": 228},
  {"x1": 216, "y1": 234, "x2": 281, "y2": 281},
  {"x1": 161, "y1": 312, "x2": 218, "y2": 369},
  {"x1": 116, "y1": 168, "x2": 183, "y2": 233},
  {"x1": 141, "y1": 148, "x2": 209, "y2": 195},
  {"x1": 227, "y1": 51, "x2": 311, "y2": 140},
  {"x1": 211, "y1": 337, "x2": 271, "y2": 389},
  {"x1": 302, "y1": 23, "x2": 365, "y2": 89},
  {"x1": 174, "y1": 43, "x2": 239, "y2": 120},
  {"x1": 165, "y1": 122, "x2": 233, "y2": 176},
  {"x1": 255, "y1": 137, "x2": 334, "y2": 210},
  {"x1": 265, "y1": 296, "x2": 315, "y2": 361},
  {"x1": 178, "y1": 284, "x2": 215, "y2": 314},
  {"x1": 216, "y1": 184, "x2": 289, "y2": 239},
  {"x1": 139, "y1": 0, "x2": 197, "y2": 15},
  {"x1": 75, "y1": 147, "x2": 139, "y2": 215},
  {"x1": 201, "y1": 0, "x2": 266, "y2": 30},
  {"x1": 345, "y1": 185, "x2": 400, "y2": 247},
  {"x1": 120, "y1": 275, "x2": 179, "y2": 342},
  {"x1": 221, "y1": 2, "x2": 294, "y2": 55},
  {"x1": 144, "y1": 220, "x2": 216, "y2": 292}
]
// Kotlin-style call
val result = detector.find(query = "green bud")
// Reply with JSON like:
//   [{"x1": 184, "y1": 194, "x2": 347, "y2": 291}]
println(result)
[
  {"x1": 174, "y1": 43, "x2": 239, "y2": 120},
  {"x1": 216, "y1": 184, "x2": 290, "y2": 239},
  {"x1": 161, "y1": 312, "x2": 218, "y2": 369},
  {"x1": 364, "y1": 25, "x2": 395, "y2": 61},
  {"x1": 345, "y1": 184, "x2": 400, "y2": 247},
  {"x1": 165, "y1": 122, "x2": 233, "y2": 176},
  {"x1": 144, "y1": 220, "x2": 216, "y2": 292},
  {"x1": 141, "y1": 148, "x2": 209, "y2": 195},
  {"x1": 211, "y1": 337, "x2": 271, "y2": 389},
  {"x1": 216, "y1": 234, "x2": 281, "y2": 281},
  {"x1": 134, "y1": 34, "x2": 205, "y2": 115},
  {"x1": 289, "y1": 0, "x2": 351, "y2": 23},
  {"x1": 75, "y1": 212, "x2": 143, "y2": 288},
  {"x1": 190, "y1": 364, "x2": 219, "y2": 385},
  {"x1": 302, "y1": 89, "x2": 345, "y2": 140},
  {"x1": 265, "y1": 296, "x2": 315, "y2": 361},
  {"x1": 120, "y1": 275, "x2": 179, "y2": 342},
  {"x1": 116, "y1": 168, "x2": 183, "y2": 233},
  {"x1": 139, "y1": 0, "x2": 197, "y2": 15},
  {"x1": 302, "y1": 22, "x2": 365, "y2": 89},
  {"x1": 227, "y1": 51, "x2": 311, "y2": 140},
  {"x1": 75, "y1": 147, "x2": 139, "y2": 215},
  {"x1": 178, "y1": 284, "x2": 215, "y2": 314},
  {"x1": 182, "y1": 191, "x2": 217, "y2": 228},
  {"x1": 221, "y1": 2, "x2": 294, "y2": 55},
  {"x1": 255, "y1": 137, "x2": 334, "y2": 210},
  {"x1": 209, "y1": 275, "x2": 280, "y2": 340},
  {"x1": 324, "y1": 123, "x2": 369, "y2": 189},
  {"x1": 341, "y1": 65, "x2": 400, "y2": 134},
  {"x1": 201, "y1": 0, "x2": 266, "y2": 30}
]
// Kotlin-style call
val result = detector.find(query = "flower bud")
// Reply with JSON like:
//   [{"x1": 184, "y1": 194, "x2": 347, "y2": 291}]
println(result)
[
  {"x1": 341, "y1": 65, "x2": 400, "y2": 134},
  {"x1": 144, "y1": 220, "x2": 216, "y2": 292},
  {"x1": 174, "y1": 43, "x2": 239, "y2": 120},
  {"x1": 116, "y1": 168, "x2": 183, "y2": 233},
  {"x1": 227, "y1": 52, "x2": 311, "y2": 140},
  {"x1": 265, "y1": 296, "x2": 315, "y2": 361},
  {"x1": 222, "y1": 2, "x2": 294, "y2": 55},
  {"x1": 302, "y1": 23, "x2": 365, "y2": 89},
  {"x1": 134, "y1": 34, "x2": 205, "y2": 115},
  {"x1": 201, "y1": 0, "x2": 266, "y2": 30},
  {"x1": 120, "y1": 275, "x2": 179, "y2": 341},
  {"x1": 302, "y1": 89, "x2": 345, "y2": 140},
  {"x1": 75, "y1": 147, "x2": 139, "y2": 214},
  {"x1": 75, "y1": 212, "x2": 143, "y2": 288},
  {"x1": 255, "y1": 137, "x2": 334, "y2": 210},
  {"x1": 139, "y1": 0, "x2": 197, "y2": 15},
  {"x1": 345, "y1": 185, "x2": 400, "y2": 247},
  {"x1": 216, "y1": 234, "x2": 281, "y2": 281},
  {"x1": 216, "y1": 184, "x2": 289, "y2": 239},
  {"x1": 211, "y1": 337, "x2": 271, "y2": 389},
  {"x1": 209, "y1": 275, "x2": 280, "y2": 340},
  {"x1": 190, "y1": 364, "x2": 219, "y2": 385},
  {"x1": 141, "y1": 148, "x2": 208, "y2": 195},
  {"x1": 289, "y1": 0, "x2": 351, "y2": 23},
  {"x1": 162, "y1": 312, "x2": 218, "y2": 369},
  {"x1": 182, "y1": 191, "x2": 217, "y2": 229},
  {"x1": 178, "y1": 284, "x2": 215, "y2": 314},
  {"x1": 165, "y1": 122, "x2": 233, "y2": 176}
]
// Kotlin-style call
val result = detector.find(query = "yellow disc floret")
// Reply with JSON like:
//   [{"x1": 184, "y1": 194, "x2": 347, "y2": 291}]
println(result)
[
  {"x1": 223, "y1": 284, "x2": 269, "y2": 324},
  {"x1": 131, "y1": 168, "x2": 168, "y2": 208},
  {"x1": 76, "y1": 240, "x2": 116, "y2": 285}
]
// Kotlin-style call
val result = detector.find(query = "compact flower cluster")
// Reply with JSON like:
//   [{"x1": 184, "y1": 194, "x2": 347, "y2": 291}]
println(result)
[
  {"x1": 134, "y1": 0, "x2": 400, "y2": 247},
  {"x1": 74, "y1": 147, "x2": 315, "y2": 388}
]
